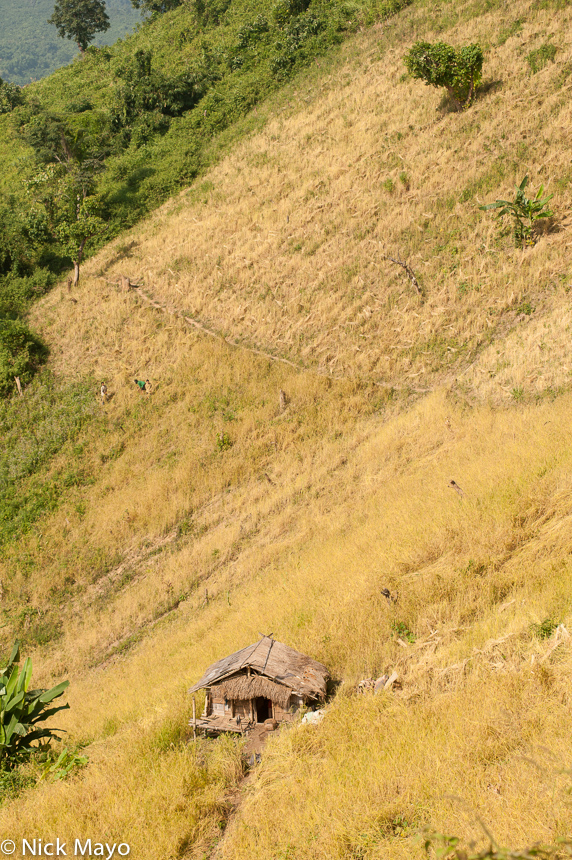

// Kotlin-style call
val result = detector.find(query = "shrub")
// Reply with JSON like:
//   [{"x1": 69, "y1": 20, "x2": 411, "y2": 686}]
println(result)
[
  {"x1": 216, "y1": 431, "x2": 233, "y2": 451},
  {"x1": 404, "y1": 41, "x2": 484, "y2": 110},
  {"x1": 480, "y1": 176, "x2": 554, "y2": 248},
  {"x1": 0, "y1": 319, "x2": 48, "y2": 397},
  {"x1": 40, "y1": 746, "x2": 88, "y2": 782}
]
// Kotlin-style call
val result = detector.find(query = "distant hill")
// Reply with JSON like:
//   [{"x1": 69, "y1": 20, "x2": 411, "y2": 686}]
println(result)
[{"x1": 0, "y1": 0, "x2": 142, "y2": 85}]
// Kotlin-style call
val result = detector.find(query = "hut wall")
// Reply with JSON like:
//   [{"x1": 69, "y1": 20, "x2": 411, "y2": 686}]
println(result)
[
  {"x1": 233, "y1": 699, "x2": 252, "y2": 720},
  {"x1": 209, "y1": 691, "x2": 232, "y2": 718}
]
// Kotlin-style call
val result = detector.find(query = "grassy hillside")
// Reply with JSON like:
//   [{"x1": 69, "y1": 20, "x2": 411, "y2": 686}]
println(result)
[
  {"x1": 0, "y1": 0, "x2": 572, "y2": 858},
  {"x1": 0, "y1": 0, "x2": 143, "y2": 85}
]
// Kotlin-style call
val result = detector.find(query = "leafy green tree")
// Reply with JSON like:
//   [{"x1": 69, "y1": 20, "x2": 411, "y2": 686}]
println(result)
[
  {"x1": 0, "y1": 78, "x2": 24, "y2": 114},
  {"x1": 0, "y1": 641, "x2": 68, "y2": 765},
  {"x1": 56, "y1": 194, "x2": 107, "y2": 286},
  {"x1": 48, "y1": 0, "x2": 111, "y2": 55},
  {"x1": 16, "y1": 105, "x2": 111, "y2": 285},
  {"x1": 404, "y1": 41, "x2": 484, "y2": 110},
  {"x1": 480, "y1": 176, "x2": 554, "y2": 248}
]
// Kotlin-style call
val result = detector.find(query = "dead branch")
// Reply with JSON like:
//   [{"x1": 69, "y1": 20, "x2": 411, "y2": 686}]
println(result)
[{"x1": 382, "y1": 253, "x2": 423, "y2": 297}]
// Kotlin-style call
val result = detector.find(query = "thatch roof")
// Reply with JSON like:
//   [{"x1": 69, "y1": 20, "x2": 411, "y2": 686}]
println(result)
[
  {"x1": 211, "y1": 675, "x2": 291, "y2": 708},
  {"x1": 189, "y1": 636, "x2": 329, "y2": 702}
]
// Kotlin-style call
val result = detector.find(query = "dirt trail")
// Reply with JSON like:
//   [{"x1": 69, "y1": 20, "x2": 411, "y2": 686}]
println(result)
[
  {"x1": 133, "y1": 285, "x2": 310, "y2": 373},
  {"x1": 126, "y1": 282, "x2": 430, "y2": 393}
]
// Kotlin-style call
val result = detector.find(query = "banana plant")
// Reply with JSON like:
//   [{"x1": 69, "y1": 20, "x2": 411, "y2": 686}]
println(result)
[
  {"x1": 0, "y1": 641, "x2": 69, "y2": 766},
  {"x1": 480, "y1": 176, "x2": 554, "y2": 248}
]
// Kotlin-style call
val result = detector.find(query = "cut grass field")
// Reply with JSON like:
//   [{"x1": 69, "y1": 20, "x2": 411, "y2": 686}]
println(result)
[{"x1": 1, "y1": 0, "x2": 572, "y2": 857}]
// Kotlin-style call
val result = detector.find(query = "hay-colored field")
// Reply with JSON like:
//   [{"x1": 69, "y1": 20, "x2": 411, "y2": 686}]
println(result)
[{"x1": 2, "y1": 0, "x2": 572, "y2": 857}]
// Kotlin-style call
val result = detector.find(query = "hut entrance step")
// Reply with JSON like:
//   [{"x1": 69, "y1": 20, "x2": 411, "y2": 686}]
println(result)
[{"x1": 255, "y1": 697, "x2": 272, "y2": 723}]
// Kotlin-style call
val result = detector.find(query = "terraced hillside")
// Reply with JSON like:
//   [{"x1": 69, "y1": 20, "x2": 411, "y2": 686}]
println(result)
[{"x1": 1, "y1": 0, "x2": 572, "y2": 858}]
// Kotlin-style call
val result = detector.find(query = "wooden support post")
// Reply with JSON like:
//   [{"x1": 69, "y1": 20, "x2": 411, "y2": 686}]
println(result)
[{"x1": 192, "y1": 695, "x2": 197, "y2": 740}]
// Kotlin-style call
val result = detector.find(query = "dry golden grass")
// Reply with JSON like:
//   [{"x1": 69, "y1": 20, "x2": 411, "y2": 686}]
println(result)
[
  {"x1": 3, "y1": 0, "x2": 572, "y2": 857},
  {"x1": 5, "y1": 383, "x2": 572, "y2": 857},
  {"x1": 84, "y1": 0, "x2": 572, "y2": 401}
]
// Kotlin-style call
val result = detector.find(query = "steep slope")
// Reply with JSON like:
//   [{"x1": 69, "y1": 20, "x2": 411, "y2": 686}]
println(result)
[
  {"x1": 95, "y1": 0, "x2": 572, "y2": 400},
  {"x1": 0, "y1": 0, "x2": 572, "y2": 858}
]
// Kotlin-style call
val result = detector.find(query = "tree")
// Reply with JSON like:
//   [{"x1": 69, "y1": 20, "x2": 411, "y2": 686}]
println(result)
[
  {"x1": 0, "y1": 78, "x2": 24, "y2": 115},
  {"x1": 48, "y1": 0, "x2": 110, "y2": 55},
  {"x1": 56, "y1": 194, "x2": 107, "y2": 287},
  {"x1": 404, "y1": 41, "x2": 484, "y2": 110},
  {"x1": 0, "y1": 641, "x2": 69, "y2": 765},
  {"x1": 16, "y1": 107, "x2": 111, "y2": 286}
]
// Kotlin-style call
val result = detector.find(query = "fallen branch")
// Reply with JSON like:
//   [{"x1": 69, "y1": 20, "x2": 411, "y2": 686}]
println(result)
[{"x1": 382, "y1": 253, "x2": 423, "y2": 297}]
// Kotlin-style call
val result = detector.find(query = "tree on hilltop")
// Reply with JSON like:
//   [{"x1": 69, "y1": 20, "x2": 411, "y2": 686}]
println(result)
[{"x1": 48, "y1": 0, "x2": 110, "y2": 56}]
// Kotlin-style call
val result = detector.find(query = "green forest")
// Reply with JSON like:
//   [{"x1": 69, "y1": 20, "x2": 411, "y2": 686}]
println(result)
[{"x1": 0, "y1": 0, "x2": 142, "y2": 85}]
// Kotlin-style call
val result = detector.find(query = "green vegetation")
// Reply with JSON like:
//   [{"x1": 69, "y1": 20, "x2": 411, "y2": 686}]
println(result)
[
  {"x1": 480, "y1": 176, "x2": 554, "y2": 248},
  {"x1": 422, "y1": 831, "x2": 572, "y2": 860},
  {"x1": 40, "y1": 746, "x2": 88, "y2": 782},
  {"x1": 526, "y1": 42, "x2": 558, "y2": 73},
  {"x1": 0, "y1": 0, "x2": 142, "y2": 86},
  {"x1": 0, "y1": 79, "x2": 25, "y2": 115},
  {"x1": 0, "y1": 641, "x2": 69, "y2": 766},
  {"x1": 530, "y1": 618, "x2": 559, "y2": 639},
  {"x1": 49, "y1": 0, "x2": 111, "y2": 55},
  {"x1": 404, "y1": 41, "x2": 484, "y2": 109},
  {"x1": 0, "y1": 321, "x2": 48, "y2": 397},
  {"x1": 0, "y1": 371, "x2": 98, "y2": 546},
  {"x1": 130, "y1": 0, "x2": 182, "y2": 12}
]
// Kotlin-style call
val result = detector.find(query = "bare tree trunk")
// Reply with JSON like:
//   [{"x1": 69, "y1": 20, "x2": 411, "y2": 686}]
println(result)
[
  {"x1": 72, "y1": 237, "x2": 87, "y2": 288},
  {"x1": 446, "y1": 86, "x2": 463, "y2": 111}
]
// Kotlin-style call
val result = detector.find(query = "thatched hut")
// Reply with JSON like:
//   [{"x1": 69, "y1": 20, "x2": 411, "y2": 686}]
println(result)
[{"x1": 189, "y1": 636, "x2": 329, "y2": 735}]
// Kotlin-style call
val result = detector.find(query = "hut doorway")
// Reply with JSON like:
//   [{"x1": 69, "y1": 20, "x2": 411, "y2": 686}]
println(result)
[{"x1": 255, "y1": 697, "x2": 272, "y2": 723}]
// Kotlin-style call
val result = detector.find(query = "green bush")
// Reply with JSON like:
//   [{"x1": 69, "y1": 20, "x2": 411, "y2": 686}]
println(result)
[
  {"x1": 404, "y1": 41, "x2": 484, "y2": 109},
  {"x1": 0, "y1": 319, "x2": 48, "y2": 397},
  {"x1": 40, "y1": 746, "x2": 88, "y2": 782}
]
